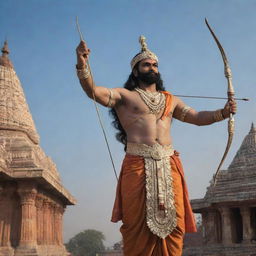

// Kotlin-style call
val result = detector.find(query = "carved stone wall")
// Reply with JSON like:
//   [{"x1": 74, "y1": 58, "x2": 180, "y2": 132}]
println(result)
[
  {"x1": 0, "y1": 66, "x2": 39, "y2": 144},
  {"x1": 0, "y1": 181, "x2": 68, "y2": 256}
]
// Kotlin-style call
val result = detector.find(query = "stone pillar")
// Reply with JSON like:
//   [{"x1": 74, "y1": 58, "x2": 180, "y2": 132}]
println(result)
[
  {"x1": 53, "y1": 202, "x2": 59, "y2": 245},
  {"x1": 60, "y1": 206, "x2": 65, "y2": 246},
  {"x1": 35, "y1": 194, "x2": 44, "y2": 245},
  {"x1": 42, "y1": 199, "x2": 51, "y2": 245},
  {"x1": 48, "y1": 201, "x2": 54, "y2": 245},
  {"x1": 202, "y1": 211, "x2": 217, "y2": 244},
  {"x1": 54, "y1": 205, "x2": 60, "y2": 246},
  {"x1": 215, "y1": 210, "x2": 222, "y2": 243},
  {"x1": 0, "y1": 184, "x2": 4, "y2": 246},
  {"x1": 1, "y1": 185, "x2": 16, "y2": 247},
  {"x1": 11, "y1": 196, "x2": 21, "y2": 248},
  {"x1": 220, "y1": 207, "x2": 232, "y2": 245},
  {"x1": 17, "y1": 182, "x2": 37, "y2": 249},
  {"x1": 240, "y1": 206, "x2": 252, "y2": 243},
  {"x1": 55, "y1": 205, "x2": 65, "y2": 246}
]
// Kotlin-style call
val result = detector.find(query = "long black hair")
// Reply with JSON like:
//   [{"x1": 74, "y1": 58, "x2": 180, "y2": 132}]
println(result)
[{"x1": 109, "y1": 63, "x2": 165, "y2": 151}]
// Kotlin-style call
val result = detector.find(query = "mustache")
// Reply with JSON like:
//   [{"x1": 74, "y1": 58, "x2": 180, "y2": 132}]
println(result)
[{"x1": 148, "y1": 70, "x2": 158, "y2": 74}]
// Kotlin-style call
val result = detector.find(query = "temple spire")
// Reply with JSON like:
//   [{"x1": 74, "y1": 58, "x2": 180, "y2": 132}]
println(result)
[
  {"x1": 228, "y1": 122, "x2": 256, "y2": 170},
  {"x1": 0, "y1": 41, "x2": 39, "y2": 144},
  {"x1": 0, "y1": 40, "x2": 13, "y2": 68},
  {"x1": 250, "y1": 122, "x2": 256, "y2": 134},
  {"x1": 2, "y1": 40, "x2": 10, "y2": 54}
]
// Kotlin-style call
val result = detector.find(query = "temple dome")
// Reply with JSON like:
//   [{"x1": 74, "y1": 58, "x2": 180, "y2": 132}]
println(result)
[{"x1": 0, "y1": 41, "x2": 39, "y2": 144}]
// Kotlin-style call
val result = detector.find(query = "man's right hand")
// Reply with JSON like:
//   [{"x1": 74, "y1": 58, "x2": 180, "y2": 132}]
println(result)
[{"x1": 76, "y1": 40, "x2": 90, "y2": 69}]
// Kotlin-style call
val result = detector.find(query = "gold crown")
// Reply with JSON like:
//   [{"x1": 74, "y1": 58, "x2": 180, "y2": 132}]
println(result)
[{"x1": 130, "y1": 35, "x2": 158, "y2": 70}]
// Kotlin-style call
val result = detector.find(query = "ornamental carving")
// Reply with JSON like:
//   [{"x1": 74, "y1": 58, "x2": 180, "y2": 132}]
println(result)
[
  {"x1": 0, "y1": 66, "x2": 39, "y2": 144},
  {"x1": 0, "y1": 142, "x2": 11, "y2": 168}
]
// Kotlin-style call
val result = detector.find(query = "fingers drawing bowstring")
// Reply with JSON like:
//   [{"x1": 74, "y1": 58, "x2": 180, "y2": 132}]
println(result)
[{"x1": 76, "y1": 17, "x2": 118, "y2": 181}]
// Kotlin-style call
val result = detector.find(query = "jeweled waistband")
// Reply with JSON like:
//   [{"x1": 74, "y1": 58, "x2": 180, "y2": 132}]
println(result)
[{"x1": 126, "y1": 142, "x2": 174, "y2": 160}]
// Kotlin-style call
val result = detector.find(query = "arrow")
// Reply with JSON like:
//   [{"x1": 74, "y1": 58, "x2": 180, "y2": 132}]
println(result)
[{"x1": 174, "y1": 94, "x2": 249, "y2": 101}]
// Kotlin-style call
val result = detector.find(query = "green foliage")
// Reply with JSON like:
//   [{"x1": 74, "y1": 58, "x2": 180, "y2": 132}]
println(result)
[{"x1": 66, "y1": 229, "x2": 105, "y2": 256}]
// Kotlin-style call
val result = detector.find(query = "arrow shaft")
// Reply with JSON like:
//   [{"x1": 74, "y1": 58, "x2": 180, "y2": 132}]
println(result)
[{"x1": 174, "y1": 94, "x2": 249, "y2": 101}]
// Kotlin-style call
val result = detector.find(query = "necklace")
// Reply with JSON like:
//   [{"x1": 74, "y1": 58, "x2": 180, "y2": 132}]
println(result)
[{"x1": 135, "y1": 88, "x2": 166, "y2": 115}]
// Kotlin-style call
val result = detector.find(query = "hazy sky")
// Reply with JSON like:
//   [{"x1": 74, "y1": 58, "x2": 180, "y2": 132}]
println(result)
[{"x1": 1, "y1": 0, "x2": 255, "y2": 247}]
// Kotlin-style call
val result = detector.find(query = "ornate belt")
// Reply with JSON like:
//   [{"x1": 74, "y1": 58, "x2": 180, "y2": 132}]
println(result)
[{"x1": 126, "y1": 142, "x2": 177, "y2": 238}]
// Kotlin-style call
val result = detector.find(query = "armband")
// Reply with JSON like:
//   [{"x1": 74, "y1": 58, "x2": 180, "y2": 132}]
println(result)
[
  {"x1": 107, "y1": 89, "x2": 114, "y2": 108},
  {"x1": 180, "y1": 106, "x2": 191, "y2": 122}
]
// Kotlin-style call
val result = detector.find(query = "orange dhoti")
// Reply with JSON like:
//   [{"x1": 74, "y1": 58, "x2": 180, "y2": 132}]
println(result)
[{"x1": 111, "y1": 144, "x2": 196, "y2": 256}]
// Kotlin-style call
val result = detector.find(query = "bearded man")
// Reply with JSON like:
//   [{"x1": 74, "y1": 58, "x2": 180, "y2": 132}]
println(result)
[{"x1": 75, "y1": 36, "x2": 237, "y2": 256}]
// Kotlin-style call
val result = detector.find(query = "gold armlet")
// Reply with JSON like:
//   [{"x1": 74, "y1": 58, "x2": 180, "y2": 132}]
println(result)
[
  {"x1": 213, "y1": 109, "x2": 225, "y2": 122},
  {"x1": 76, "y1": 65, "x2": 90, "y2": 80},
  {"x1": 180, "y1": 106, "x2": 191, "y2": 122},
  {"x1": 107, "y1": 89, "x2": 114, "y2": 108}
]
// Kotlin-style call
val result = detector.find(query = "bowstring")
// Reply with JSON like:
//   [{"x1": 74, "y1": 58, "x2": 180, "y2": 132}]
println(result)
[{"x1": 76, "y1": 17, "x2": 118, "y2": 181}]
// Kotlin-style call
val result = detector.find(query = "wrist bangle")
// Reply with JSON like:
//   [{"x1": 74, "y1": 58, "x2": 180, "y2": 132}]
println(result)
[
  {"x1": 221, "y1": 109, "x2": 226, "y2": 119},
  {"x1": 213, "y1": 109, "x2": 225, "y2": 122},
  {"x1": 76, "y1": 65, "x2": 90, "y2": 80},
  {"x1": 76, "y1": 64, "x2": 86, "y2": 69}
]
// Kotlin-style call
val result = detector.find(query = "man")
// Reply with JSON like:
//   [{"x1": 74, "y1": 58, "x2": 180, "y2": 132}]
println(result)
[{"x1": 76, "y1": 36, "x2": 236, "y2": 256}]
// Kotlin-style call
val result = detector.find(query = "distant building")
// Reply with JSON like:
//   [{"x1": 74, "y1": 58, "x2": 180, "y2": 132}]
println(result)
[
  {"x1": 183, "y1": 123, "x2": 256, "y2": 255},
  {"x1": 0, "y1": 41, "x2": 76, "y2": 255}
]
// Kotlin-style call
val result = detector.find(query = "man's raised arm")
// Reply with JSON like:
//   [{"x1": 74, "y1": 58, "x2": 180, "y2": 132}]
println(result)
[
  {"x1": 76, "y1": 40, "x2": 122, "y2": 108},
  {"x1": 173, "y1": 96, "x2": 237, "y2": 126}
]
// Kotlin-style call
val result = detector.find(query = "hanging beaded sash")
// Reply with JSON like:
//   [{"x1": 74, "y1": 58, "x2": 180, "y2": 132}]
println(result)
[{"x1": 126, "y1": 142, "x2": 177, "y2": 238}]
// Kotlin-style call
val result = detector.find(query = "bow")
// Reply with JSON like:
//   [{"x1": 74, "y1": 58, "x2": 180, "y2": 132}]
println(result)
[{"x1": 205, "y1": 18, "x2": 235, "y2": 186}]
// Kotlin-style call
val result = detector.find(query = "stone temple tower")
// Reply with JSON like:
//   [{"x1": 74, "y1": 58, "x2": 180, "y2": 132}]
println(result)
[
  {"x1": 184, "y1": 123, "x2": 256, "y2": 256},
  {"x1": 0, "y1": 41, "x2": 76, "y2": 256}
]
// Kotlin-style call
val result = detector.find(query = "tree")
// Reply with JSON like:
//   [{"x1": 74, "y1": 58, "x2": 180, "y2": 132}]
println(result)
[
  {"x1": 65, "y1": 229, "x2": 105, "y2": 256},
  {"x1": 113, "y1": 240, "x2": 123, "y2": 250}
]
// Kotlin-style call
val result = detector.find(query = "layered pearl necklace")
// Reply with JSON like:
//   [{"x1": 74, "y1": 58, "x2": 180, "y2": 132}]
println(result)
[{"x1": 135, "y1": 87, "x2": 166, "y2": 115}]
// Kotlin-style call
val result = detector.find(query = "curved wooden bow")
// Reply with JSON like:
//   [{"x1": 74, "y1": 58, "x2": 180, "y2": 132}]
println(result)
[{"x1": 205, "y1": 18, "x2": 235, "y2": 186}]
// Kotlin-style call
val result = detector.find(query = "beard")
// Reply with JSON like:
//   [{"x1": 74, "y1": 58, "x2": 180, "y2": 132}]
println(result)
[{"x1": 137, "y1": 70, "x2": 161, "y2": 85}]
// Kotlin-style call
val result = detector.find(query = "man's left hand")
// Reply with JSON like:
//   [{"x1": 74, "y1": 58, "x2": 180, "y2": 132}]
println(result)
[{"x1": 222, "y1": 99, "x2": 237, "y2": 118}]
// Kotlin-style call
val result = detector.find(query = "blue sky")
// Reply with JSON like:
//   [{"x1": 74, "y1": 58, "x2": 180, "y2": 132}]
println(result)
[{"x1": 1, "y1": 0, "x2": 255, "y2": 246}]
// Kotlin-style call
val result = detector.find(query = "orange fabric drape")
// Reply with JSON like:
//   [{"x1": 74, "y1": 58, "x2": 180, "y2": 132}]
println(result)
[
  {"x1": 111, "y1": 154, "x2": 196, "y2": 256},
  {"x1": 161, "y1": 91, "x2": 173, "y2": 120}
]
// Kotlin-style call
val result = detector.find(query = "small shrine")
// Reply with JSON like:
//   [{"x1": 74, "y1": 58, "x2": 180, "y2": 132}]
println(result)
[{"x1": 184, "y1": 123, "x2": 256, "y2": 255}]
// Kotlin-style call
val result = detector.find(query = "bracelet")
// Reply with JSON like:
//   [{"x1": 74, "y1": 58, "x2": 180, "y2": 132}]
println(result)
[
  {"x1": 76, "y1": 65, "x2": 90, "y2": 80},
  {"x1": 213, "y1": 109, "x2": 225, "y2": 122}
]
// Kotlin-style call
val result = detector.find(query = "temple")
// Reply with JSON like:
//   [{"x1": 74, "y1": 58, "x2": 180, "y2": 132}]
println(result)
[
  {"x1": 0, "y1": 41, "x2": 76, "y2": 256},
  {"x1": 184, "y1": 123, "x2": 256, "y2": 255}
]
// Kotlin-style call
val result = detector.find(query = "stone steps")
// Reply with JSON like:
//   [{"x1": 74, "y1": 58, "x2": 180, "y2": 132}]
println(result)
[{"x1": 183, "y1": 244, "x2": 256, "y2": 256}]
